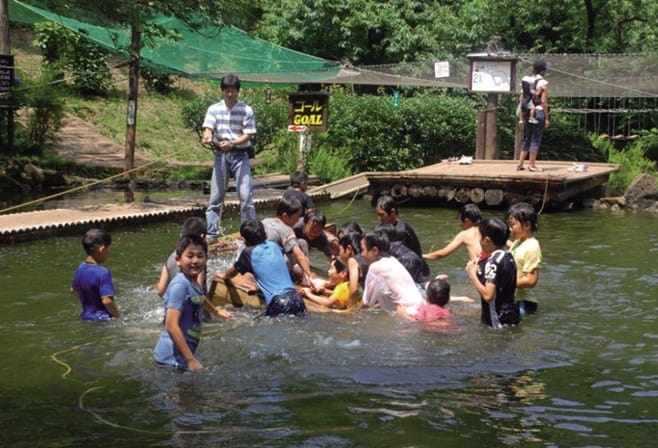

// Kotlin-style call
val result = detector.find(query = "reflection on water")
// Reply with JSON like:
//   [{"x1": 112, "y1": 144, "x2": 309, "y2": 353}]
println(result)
[{"x1": 1, "y1": 202, "x2": 657, "y2": 447}]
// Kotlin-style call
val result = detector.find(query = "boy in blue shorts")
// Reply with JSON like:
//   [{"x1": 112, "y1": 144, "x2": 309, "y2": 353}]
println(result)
[
  {"x1": 216, "y1": 220, "x2": 306, "y2": 317},
  {"x1": 71, "y1": 228, "x2": 120, "y2": 321}
]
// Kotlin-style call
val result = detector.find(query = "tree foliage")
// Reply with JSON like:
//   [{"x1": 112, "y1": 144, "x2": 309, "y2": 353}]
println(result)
[{"x1": 256, "y1": 0, "x2": 658, "y2": 64}]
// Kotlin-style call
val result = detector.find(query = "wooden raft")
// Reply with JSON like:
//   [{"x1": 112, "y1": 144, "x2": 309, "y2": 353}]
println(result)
[{"x1": 208, "y1": 273, "x2": 265, "y2": 308}]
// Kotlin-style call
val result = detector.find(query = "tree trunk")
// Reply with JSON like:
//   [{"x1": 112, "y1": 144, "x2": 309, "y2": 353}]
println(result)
[{"x1": 123, "y1": 24, "x2": 141, "y2": 203}]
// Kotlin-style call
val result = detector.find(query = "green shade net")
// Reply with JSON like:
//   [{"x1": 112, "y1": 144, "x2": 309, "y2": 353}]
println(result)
[
  {"x1": 8, "y1": 0, "x2": 342, "y2": 85},
  {"x1": 10, "y1": 1, "x2": 658, "y2": 95}
]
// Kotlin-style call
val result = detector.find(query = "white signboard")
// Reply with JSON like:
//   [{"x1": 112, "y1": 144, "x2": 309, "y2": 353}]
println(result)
[
  {"x1": 434, "y1": 61, "x2": 450, "y2": 78},
  {"x1": 470, "y1": 60, "x2": 513, "y2": 93}
]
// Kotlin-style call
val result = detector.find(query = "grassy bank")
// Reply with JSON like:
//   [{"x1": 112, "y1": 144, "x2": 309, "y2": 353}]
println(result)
[{"x1": 10, "y1": 25, "x2": 218, "y2": 178}]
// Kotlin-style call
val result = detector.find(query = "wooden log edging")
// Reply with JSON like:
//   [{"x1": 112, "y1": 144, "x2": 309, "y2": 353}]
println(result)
[{"x1": 369, "y1": 181, "x2": 602, "y2": 209}]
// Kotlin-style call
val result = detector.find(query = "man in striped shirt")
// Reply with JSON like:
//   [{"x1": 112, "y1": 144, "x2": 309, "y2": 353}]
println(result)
[{"x1": 201, "y1": 74, "x2": 257, "y2": 243}]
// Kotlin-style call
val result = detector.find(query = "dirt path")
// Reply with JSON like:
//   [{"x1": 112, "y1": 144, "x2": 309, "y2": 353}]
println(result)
[{"x1": 53, "y1": 113, "x2": 149, "y2": 170}]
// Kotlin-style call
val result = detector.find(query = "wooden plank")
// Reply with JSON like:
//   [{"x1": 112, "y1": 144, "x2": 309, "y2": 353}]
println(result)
[
  {"x1": 208, "y1": 275, "x2": 265, "y2": 308},
  {"x1": 307, "y1": 173, "x2": 370, "y2": 199}
]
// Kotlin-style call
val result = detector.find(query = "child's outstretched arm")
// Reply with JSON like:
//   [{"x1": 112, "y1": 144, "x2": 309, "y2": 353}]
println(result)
[
  {"x1": 346, "y1": 258, "x2": 362, "y2": 306},
  {"x1": 299, "y1": 287, "x2": 340, "y2": 309},
  {"x1": 424, "y1": 231, "x2": 466, "y2": 260},
  {"x1": 203, "y1": 296, "x2": 232, "y2": 319},
  {"x1": 291, "y1": 245, "x2": 314, "y2": 282}
]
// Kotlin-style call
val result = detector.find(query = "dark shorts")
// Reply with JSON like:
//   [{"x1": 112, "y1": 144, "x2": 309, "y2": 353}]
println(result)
[
  {"x1": 518, "y1": 300, "x2": 538, "y2": 316},
  {"x1": 499, "y1": 301, "x2": 521, "y2": 326},
  {"x1": 266, "y1": 290, "x2": 307, "y2": 317}
]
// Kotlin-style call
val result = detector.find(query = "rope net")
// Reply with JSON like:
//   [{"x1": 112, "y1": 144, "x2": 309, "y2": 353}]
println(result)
[{"x1": 9, "y1": 0, "x2": 658, "y2": 99}]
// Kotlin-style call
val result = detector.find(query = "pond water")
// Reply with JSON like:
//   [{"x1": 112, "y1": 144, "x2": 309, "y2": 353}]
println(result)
[{"x1": 1, "y1": 199, "x2": 656, "y2": 447}]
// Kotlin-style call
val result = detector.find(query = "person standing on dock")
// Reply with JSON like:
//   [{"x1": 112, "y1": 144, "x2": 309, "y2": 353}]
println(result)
[
  {"x1": 201, "y1": 74, "x2": 257, "y2": 245},
  {"x1": 517, "y1": 60, "x2": 550, "y2": 172}
]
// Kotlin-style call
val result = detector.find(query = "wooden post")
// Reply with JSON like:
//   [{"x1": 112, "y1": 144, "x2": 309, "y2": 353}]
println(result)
[
  {"x1": 484, "y1": 93, "x2": 499, "y2": 159},
  {"x1": 514, "y1": 120, "x2": 523, "y2": 161},
  {"x1": 1, "y1": 0, "x2": 14, "y2": 152},
  {"x1": 123, "y1": 25, "x2": 141, "y2": 203},
  {"x1": 475, "y1": 110, "x2": 486, "y2": 160}
]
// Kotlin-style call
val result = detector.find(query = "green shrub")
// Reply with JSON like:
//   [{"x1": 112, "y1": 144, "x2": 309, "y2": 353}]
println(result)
[
  {"x1": 592, "y1": 134, "x2": 657, "y2": 194},
  {"x1": 10, "y1": 70, "x2": 65, "y2": 155},
  {"x1": 33, "y1": 21, "x2": 111, "y2": 95},
  {"x1": 308, "y1": 145, "x2": 353, "y2": 184},
  {"x1": 399, "y1": 92, "x2": 479, "y2": 164},
  {"x1": 141, "y1": 67, "x2": 177, "y2": 94}
]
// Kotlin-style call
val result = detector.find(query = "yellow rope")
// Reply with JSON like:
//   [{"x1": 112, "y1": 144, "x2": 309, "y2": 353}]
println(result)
[
  {"x1": 0, "y1": 147, "x2": 190, "y2": 215},
  {"x1": 333, "y1": 187, "x2": 362, "y2": 217},
  {"x1": 53, "y1": 335, "x2": 292, "y2": 436}
]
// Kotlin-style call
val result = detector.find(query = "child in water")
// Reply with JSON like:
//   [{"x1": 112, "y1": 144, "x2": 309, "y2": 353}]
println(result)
[
  {"x1": 71, "y1": 228, "x2": 120, "y2": 321},
  {"x1": 413, "y1": 278, "x2": 454, "y2": 326},
  {"x1": 154, "y1": 235, "x2": 209, "y2": 371},
  {"x1": 216, "y1": 220, "x2": 307, "y2": 317},
  {"x1": 506, "y1": 202, "x2": 543, "y2": 316},
  {"x1": 466, "y1": 217, "x2": 520, "y2": 329},
  {"x1": 300, "y1": 257, "x2": 351, "y2": 311}
]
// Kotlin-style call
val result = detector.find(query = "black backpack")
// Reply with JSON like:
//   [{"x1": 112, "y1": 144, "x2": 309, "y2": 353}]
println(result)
[{"x1": 521, "y1": 78, "x2": 541, "y2": 111}]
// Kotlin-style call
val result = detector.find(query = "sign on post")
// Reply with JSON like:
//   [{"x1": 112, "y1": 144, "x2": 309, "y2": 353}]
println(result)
[
  {"x1": 0, "y1": 54, "x2": 14, "y2": 97},
  {"x1": 467, "y1": 54, "x2": 516, "y2": 93},
  {"x1": 288, "y1": 93, "x2": 329, "y2": 132}
]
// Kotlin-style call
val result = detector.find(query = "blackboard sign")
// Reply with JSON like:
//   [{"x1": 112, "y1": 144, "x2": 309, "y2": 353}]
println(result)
[
  {"x1": 0, "y1": 54, "x2": 15, "y2": 94},
  {"x1": 287, "y1": 93, "x2": 329, "y2": 132}
]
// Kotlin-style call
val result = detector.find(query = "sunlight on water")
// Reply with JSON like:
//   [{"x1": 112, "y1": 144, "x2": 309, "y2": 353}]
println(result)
[{"x1": 1, "y1": 204, "x2": 656, "y2": 447}]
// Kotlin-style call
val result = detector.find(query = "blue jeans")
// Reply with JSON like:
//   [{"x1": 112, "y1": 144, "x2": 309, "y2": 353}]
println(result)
[
  {"x1": 521, "y1": 109, "x2": 546, "y2": 152},
  {"x1": 206, "y1": 150, "x2": 256, "y2": 238}
]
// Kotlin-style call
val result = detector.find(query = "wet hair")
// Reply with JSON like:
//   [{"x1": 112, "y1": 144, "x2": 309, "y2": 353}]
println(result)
[
  {"x1": 505, "y1": 202, "x2": 538, "y2": 232},
  {"x1": 303, "y1": 209, "x2": 326, "y2": 227},
  {"x1": 375, "y1": 195, "x2": 397, "y2": 215},
  {"x1": 180, "y1": 216, "x2": 206, "y2": 238},
  {"x1": 478, "y1": 217, "x2": 510, "y2": 247},
  {"x1": 276, "y1": 195, "x2": 303, "y2": 218},
  {"x1": 290, "y1": 171, "x2": 309, "y2": 188},
  {"x1": 460, "y1": 204, "x2": 482, "y2": 223},
  {"x1": 332, "y1": 257, "x2": 348, "y2": 275},
  {"x1": 338, "y1": 221, "x2": 363, "y2": 238},
  {"x1": 240, "y1": 220, "x2": 267, "y2": 246},
  {"x1": 175, "y1": 234, "x2": 208, "y2": 257},
  {"x1": 426, "y1": 278, "x2": 451, "y2": 307},
  {"x1": 82, "y1": 228, "x2": 111, "y2": 255},
  {"x1": 339, "y1": 232, "x2": 362, "y2": 255},
  {"x1": 220, "y1": 74, "x2": 241, "y2": 91},
  {"x1": 362, "y1": 230, "x2": 390, "y2": 255},
  {"x1": 373, "y1": 222, "x2": 400, "y2": 242}
]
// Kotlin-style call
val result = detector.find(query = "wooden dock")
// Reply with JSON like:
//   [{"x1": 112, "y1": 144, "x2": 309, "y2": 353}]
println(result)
[
  {"x1": 0, "y1": 161, "x2": 618, "y2": 243},
  {"x1": 310, "y1": 160, "x2": 619, "y2": 209},
  {"x1": 0, "y1": 186, "x2": 328, "y2": 244}
]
